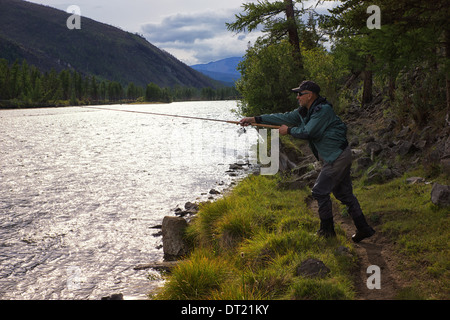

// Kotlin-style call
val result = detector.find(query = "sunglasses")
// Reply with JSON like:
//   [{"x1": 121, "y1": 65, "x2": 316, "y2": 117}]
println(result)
[{"x1": 297, "y1": 92, "x2": 311, "y2": 97}]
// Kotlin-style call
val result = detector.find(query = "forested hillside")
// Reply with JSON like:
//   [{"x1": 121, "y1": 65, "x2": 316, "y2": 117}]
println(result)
[{"x1": 0, "y1": 0, "x2": 218, "y2": 88}]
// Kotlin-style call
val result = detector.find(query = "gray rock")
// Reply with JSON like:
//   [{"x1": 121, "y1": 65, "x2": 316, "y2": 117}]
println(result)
[
  {"x1": 396, "y1": 140, "x2": 416, "y2": 156},
  {"x1": 406, "y1": 177, "x2": 425, "y2": 184},
  {"x1": 209, "y1": 189, "x2": 221, "y2": 195},
  {"x1": 101, "y1": 293, "x2": 123, "y2": 300},
  {"x1": 185, "y1": 201, "x2": 199, "y2": 213},
  {"x1": 356, "y1": 157, "x2": 373, "y2": 171},
  {"x1": 162, "y1": 216, "x2": 190, "y2": 261},
  {"x1": 440, "y1": 157, "x2": 450, "y2": 176},
  {"x1": 365, "y1": 142, "x2": 383, "y2": 157},
  {"x1": 296, "y1": 258, "x2": 330, "y2": 279},
  {"x1": 431, "y1": 183, "x2": 450, "y2": 207},
  {"x1": 134, "y1": 261, "x2": 179, "y2": 272}
]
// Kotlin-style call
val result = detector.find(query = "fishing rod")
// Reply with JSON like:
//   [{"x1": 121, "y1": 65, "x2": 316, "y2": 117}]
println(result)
[{"x1": 79, "y1": 105, "x2": 281, "y2": 129}]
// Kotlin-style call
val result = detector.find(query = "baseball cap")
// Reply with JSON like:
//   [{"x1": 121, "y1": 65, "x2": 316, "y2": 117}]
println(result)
[{"x1": 292, "y1": 80, "x2": 321, "y2": 95}]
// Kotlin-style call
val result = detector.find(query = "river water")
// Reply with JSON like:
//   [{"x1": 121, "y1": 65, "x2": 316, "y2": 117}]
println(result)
[{"x1": 0, "y1": 101, "x2": 260, "y2": 300}]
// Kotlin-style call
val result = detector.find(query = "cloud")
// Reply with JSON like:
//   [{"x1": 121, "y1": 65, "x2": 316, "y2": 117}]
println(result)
[
  {"x1": 142, "y1": 10, "x2": 233, "y2": 44},
  {"x1": 140, "y1": 9, "x2": 260, "y2": 64}
]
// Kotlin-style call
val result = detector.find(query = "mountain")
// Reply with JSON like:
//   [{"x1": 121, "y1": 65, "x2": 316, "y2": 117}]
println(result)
[
  {"x1": 0, "y1": 0, "x2": 219, "y2": 88},
  {"x1": 191, "y1": 57, "x2": 242, "y2": 86}
]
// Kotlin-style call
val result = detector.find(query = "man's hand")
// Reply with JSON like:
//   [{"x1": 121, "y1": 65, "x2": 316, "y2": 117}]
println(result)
[
  {"x1": 239, "y1": 117, "x2": 256, "y2": 127},
  {"x1": 279, "y1": 125, "x2": 289, "y2": 136}
]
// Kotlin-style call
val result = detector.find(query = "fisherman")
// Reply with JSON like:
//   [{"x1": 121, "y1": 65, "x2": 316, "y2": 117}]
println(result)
[{"x1": 239, "y1": 80, "x2": 375, "y2": 242}]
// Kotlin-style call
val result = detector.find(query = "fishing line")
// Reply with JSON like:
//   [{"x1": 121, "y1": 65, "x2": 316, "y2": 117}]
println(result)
[{"x1": 79, "y1": 106, "x2": 281, "y2": 130}]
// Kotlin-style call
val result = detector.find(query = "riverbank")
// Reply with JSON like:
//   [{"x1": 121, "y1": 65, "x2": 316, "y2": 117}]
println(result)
[
  {"x1": 150, "y1": 99, "x2": 449, "y2": 300},
  {"x1": 151, "y1": 165, "x2": 448, "y2": 300}
]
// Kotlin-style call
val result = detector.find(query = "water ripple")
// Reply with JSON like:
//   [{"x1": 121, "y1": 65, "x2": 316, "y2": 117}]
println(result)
[{"x1": 0, "y1": 101, "x2": 258, "y2": 299}]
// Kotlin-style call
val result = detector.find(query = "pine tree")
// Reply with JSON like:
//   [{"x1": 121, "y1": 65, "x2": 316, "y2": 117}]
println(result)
[{"x1": 227, "y1": 0, "x2": 304, "y2": 73}]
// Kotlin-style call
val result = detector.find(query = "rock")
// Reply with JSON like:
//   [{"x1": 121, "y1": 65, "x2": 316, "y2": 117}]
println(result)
[
  {"x1": 335, "y1": 246, "x2": 352, "y2": 258},
  {"x1": 397, "y1": 126, "x2": 410, "y2": 138},
  {"x1": 366, "y1": 165, "x2": 394, "y2": 184},
  {"x1": 152, "y1": 230, "x2": 162, "y2": 237},
  {"x1": 406, "y1": 177, "x2": 425, "y2": 184},
  {"x1": 291, "y1": 163, "x2": 312, "y2": 176},
  {"x1": 134, "y1": 261, "x2": 179, "y2": 272},
  {"x1": 350, "y1": 138, "x2": 359, "y2": 147},
  {"x1": 229, "y1": 163, "x2": 243, "y2": 170},
  {"x1": 440, "y1": 157, "x2": 450, "y2": 176},
  {"x1": 414, "y1": 140, "x2": 427, "y2": 150},
  {"x1": 185, "y1": 202, "x2": 199, "y2": 213},
  {"x1": 444, "y1": 136, "x2": 450, "y2": 157},
  {"x1": 356, "y1": 157, "x2": 373, "y2": 172},
  {"x1": 174, "y1": 202, "x2": 200, "y2": 217},
  {"x1": 101, "y1": 293, "x2": 123, "y2": 300},
  {"x1": 279, "y1": 151, "x2": 297, "y2": 172},
  {"x1": 431, "y1": 183, "x2": 450, "y2": 207},
  {"x1": 351, "y1": 148, "x2": 364, "y2": 157},
  {"x1": 209, "y1": 189, "x2": 220, "y2": 195},
  {"x1": 162, "y1": 216, "x2": 190, "y2": 261},
  {"x1": 296, "y1": 258, "x2": 330, "y2": 279},
  {"x1": 396, "y1": 140, "x2": 416, "y2": 156},
  {"x1": 365, "y1": 142, "x2": 382, "y2": 157}
]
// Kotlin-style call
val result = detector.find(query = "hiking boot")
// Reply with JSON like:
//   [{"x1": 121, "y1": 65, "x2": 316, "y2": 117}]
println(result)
[
  {"x1": 352, "y1": 215, "x2": 375, "y2": 243},
  {"x1": 316, "y1": 218, "x2": 336, "y2": 238}
]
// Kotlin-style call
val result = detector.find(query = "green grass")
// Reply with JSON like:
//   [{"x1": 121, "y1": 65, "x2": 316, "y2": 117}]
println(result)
[
  {"x1": 353, "y1": 170, "x2": 449, "y2": 299},
  {"x1": 154, "y1": 175, "x2": 356, "y2": 300},
  {"x1": 153, "y1": 169, "x2": 449, "y2": 300}
]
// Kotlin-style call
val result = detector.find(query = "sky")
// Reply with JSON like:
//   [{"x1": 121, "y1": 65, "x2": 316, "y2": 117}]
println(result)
[{"x1": 25, "y1": 0, "x2": 338, "y2": 65}]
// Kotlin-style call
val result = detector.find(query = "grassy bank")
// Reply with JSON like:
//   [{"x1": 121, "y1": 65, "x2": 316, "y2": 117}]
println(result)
[
  {"x1": 154, "y1": 175, "x2": 357, "y2": 300},
  {"x1": 153, "y1": 169, "x2": 449, "y2": 300},
  {"x1": 351, "y1": 170, "x2": 449, "y2": 299}
]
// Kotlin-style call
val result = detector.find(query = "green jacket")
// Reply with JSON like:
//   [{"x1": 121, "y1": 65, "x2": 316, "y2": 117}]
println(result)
[{"x1": 255, "y1": 97, "x2": 348, "y2": 164}]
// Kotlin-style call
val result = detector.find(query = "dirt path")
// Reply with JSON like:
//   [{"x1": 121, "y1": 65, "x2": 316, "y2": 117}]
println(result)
[
  {"x1": 333, "y1": 210, "x2": 403, "y2": 300},
  {"x1": 308, "y1": 199, "x2": 404, "y2": 300}
]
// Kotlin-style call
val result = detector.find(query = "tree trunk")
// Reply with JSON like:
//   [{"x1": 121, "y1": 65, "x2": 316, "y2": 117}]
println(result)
[{"x1": 284, "y1": 0, "x2": 303, "y2": 73}]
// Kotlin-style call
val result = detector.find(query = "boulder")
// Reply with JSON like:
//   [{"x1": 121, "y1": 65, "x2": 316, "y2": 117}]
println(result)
[
  {"x1": 431, "y1": 183, "x2": 450, "y2": 207},
  {"x1": 365, "y1": 142, "x2": 383, "y2": 157},
  {"x1": 356, "y1": 157, "x2": 373, "y2": 172},
  {"x1": 296, "y1": 258, "x2": 330, "y2": 279},
  {"x1": 162, "y1": 216, "x2": 190, "y2": 261},
  {"x1": 396, "y1": 140, "x2": 417, "y2": 156}
]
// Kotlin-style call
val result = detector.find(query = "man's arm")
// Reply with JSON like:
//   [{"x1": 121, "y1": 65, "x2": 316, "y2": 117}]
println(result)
[
  {"x1": 288, "y1": 105, "x2": 334, "y2": 140},
  {"x1": 240, "y1": 109, "x2": 301, "y2": 128}
]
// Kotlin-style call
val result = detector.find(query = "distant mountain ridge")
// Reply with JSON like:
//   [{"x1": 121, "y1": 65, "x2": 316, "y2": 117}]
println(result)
[
  {"x1": 0, "y1": 0, "x2": 219, "y2": 88},
  {"x1": 191, "y1": 57, "x2": 242, "y2": 86}
]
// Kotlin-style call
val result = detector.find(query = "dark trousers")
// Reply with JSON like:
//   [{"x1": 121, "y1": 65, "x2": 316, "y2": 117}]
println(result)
[{"x1": 311, "y1": 146, "x2": 363, "y2": 221}]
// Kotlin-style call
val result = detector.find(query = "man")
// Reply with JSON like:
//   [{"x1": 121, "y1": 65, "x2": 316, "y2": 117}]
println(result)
[{"x1": 240, "y1": 80, "x2": 375, "y2": 242}]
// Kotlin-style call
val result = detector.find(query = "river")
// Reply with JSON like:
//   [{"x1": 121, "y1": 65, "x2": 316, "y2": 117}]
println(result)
[{"x1": 0, "y1": 101, "x2": 260, "y2": 300}]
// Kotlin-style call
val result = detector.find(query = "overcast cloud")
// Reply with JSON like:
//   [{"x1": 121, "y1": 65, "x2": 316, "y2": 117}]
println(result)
[
  {"x1": 25, "y1": 1, "x2": 337, "y2": 65},
  {"x1": 140, "y1": 9, "x2": 262, "y2": 64}
]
